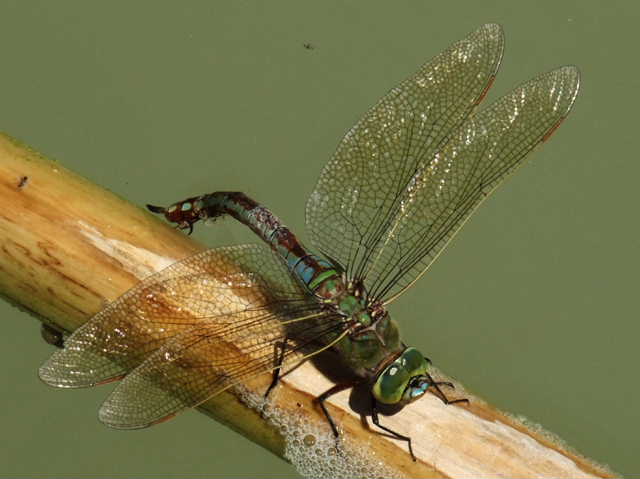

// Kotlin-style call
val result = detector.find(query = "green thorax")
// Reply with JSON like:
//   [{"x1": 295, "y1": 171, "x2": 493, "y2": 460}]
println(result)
[{"x1": 312, "y1": 274, "x2": 403, "y2": 377}]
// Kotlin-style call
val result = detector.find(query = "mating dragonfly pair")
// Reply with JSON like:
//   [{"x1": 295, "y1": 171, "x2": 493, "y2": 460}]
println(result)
[{"x1": 39, "y1": 24, "x2": 579, "y2": 459}]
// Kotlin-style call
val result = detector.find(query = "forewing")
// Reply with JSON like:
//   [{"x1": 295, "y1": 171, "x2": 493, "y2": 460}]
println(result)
[
  {"x1": 306, "y1": 23, "x2": 503, "y2": 279},
  {"x1": 39, "y1": 244, "x2": 313, "y2": 387},
  {"x1": 369, "y1": 66, "x2": 581, "y2": 302},
  {"x1": 98, "y1": 308, "x2": 344, "y2": 429}
]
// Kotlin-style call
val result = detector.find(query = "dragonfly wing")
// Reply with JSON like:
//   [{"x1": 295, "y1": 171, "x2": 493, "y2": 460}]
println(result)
[
  {"x1": 370, "y1": 67, "x2": 580, "y2": 302},
  {"x1": 98, "y1": 308, "x2": 345, "y2": 429},
  {"x1": 39, "y1": 244, "x2": 311, "y2": 388},
  {"x1": 306, "y1": 23, "x2": 503, "y2": 280}
]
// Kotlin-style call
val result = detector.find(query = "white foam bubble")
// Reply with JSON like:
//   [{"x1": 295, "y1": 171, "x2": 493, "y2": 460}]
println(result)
[{"x1": 241, "y1": 390, "x2": 402, "y2": 479}]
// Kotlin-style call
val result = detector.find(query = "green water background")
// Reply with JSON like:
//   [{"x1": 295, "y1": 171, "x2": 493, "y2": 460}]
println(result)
[{"x1": 0, "y1": 1, "x2": 636, "y2": 476}]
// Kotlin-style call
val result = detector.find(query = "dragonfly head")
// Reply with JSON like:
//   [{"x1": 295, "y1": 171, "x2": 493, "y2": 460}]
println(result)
[
  {"x1": 147, "y1": 197, "x2": 203, "y2": 234},
  {"x1": 372, "y1": 347, "x2": 431, "y2": 405}
]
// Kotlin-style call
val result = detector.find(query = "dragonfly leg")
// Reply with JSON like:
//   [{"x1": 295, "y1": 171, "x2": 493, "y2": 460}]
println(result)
[
  {"x1": 264, "y1": 337, "x2": 289, "y2": 399},
  {"x1": 315, "y1": 383, "x2": 355, "y2": 438},
  {"x1": 371, "y1": 397, "x2": 416, "y2": 461},
  {"x1": 427, "y1": 373, "x2": 470, "y2": 406},
  {"x1": 40, "y1": 323, "x2": 65, "y2": 348},
  {"x1": 433, "y1": 380, "x2": 455, "y2": 388},
  {"x1": 423, "y1": 356, "x2": 467, "y2": 403}
]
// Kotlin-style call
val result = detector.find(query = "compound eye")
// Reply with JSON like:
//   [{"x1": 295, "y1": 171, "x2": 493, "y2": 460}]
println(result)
[{"x1": 372, "y1": 362, "x2": 410, "y2": 404}]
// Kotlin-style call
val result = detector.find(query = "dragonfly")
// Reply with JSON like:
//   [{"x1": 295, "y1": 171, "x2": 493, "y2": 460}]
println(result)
[{"x1": 39, "y1": 23, "x2": 580, "y2": 459}]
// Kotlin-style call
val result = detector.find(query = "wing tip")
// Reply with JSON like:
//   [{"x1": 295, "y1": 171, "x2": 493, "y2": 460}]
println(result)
[
  {"x1": 38, "y1": 362, "x2": 63, "y2": 387},
  {"x1": 468, "y1": 23, "x2": 504, "y2": 49},
  {"x1": 480, "y1": 22, "x2": 504, "y2": 36},
  {"x1": 38, "y1": 364, "x2": 97, "y2": 389},
  {"x1": 551, "y1": 64, "x2": 581, "y2": 114},
  {"x1": 476, "y1": 23, "x2": 505, "y2": 77},
  {"x1": 478, "y1": 23, "x2": 505, "y2": 49},
  {"x1": 99, "y1": 398, "x2": 145, "y2": 430},
  {"x1": 98, "y1": 397, "x2": 176, "y2": 430},
  {"x1": 38, "y1": 349, "x2": 122, "y2": 388},
  {"x1": 38, "y1": 355, "x2": 78, "y2": 388},
  {"x1": 560, "y1": 65, "x2": 581, "y2": 96},
  {"x1": 555, "y1": 64, "x2": 581, "y2": 85}
]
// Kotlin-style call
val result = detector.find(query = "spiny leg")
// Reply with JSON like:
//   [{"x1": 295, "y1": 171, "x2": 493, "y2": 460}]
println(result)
[
  {"x1": 427, "y1": 373, "x2": 470, "y2": 406},
  {"x1": 257, "y1": 338, "x2": 291, "y2": 421},
  {"x1": 371, "y1": 396, "x2": 416, "y2": 462},
  {"x1": 423, "y1": 356, "x2": 469, "y2": 405},
  {"x1": 264, "y1": 337, "x2": 289, "y2": 399},
  {"x1": 315, "y1": 383, "x2": 356, "y2": 454}
]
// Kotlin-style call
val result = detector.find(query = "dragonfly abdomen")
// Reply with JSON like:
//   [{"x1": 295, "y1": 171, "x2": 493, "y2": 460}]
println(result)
[{"x1": 156, "y1": 191, "x2": 341, "y2": 295}]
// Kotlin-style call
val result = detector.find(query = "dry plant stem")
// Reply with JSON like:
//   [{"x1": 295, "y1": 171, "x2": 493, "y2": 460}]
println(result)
[{"x1": 0, "y1": 133, "x2": 613, "y2": 478}]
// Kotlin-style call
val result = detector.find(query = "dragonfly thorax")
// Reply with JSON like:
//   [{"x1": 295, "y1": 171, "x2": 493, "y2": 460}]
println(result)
[
  {"x1": 318, "y1": 275, "x2": 384, "y2": 329},
  {"x1": 319, "y1": 277, "x2": 408, "y2": 377}
]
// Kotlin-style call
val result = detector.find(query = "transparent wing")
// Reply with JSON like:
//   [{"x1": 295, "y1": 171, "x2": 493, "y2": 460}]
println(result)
[
  {"x1": 306, "y1": 23, "x2": 504, "y2": 283},
  {"x1": 39, "y1": 244, "x2": 316, "y2": 387},
  {"x1": 368, "y1": 66, "x2": 581, "y2": 302},
  {"x1": 98, "y1": 307, "x2": 345, "y2": 429}
]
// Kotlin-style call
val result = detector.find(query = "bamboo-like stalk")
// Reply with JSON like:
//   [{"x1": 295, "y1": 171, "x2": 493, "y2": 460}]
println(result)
[{"x1": 0, "y1": 133, "x2": 615, "y2": 478}]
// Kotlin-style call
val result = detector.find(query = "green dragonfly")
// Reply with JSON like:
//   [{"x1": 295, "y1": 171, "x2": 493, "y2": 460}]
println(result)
[{"x1": 39, "y1": 24, "x2": 579, "y2": 459}]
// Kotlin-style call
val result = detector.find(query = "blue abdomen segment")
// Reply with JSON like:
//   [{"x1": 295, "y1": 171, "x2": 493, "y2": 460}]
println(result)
[
  {"x1": 291, "y1": 255, "x2": 334, "y2": 287},
  {"x1": 190, "y1": 192, "x2": 338, "y2": 293}
]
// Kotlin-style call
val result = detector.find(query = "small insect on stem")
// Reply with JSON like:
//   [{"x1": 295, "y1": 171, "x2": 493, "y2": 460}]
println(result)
[
  {"x1": 41, "y1": 324, "x2": 65, "y2": 348},
  {"x1": 17, "y1": 176, "x2": 29, "y2": 189}
]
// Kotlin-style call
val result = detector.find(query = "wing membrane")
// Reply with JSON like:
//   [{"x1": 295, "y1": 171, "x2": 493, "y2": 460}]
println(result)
[
  {"x1": 98, "y1": 307, "x2": 345, "y2": 429},
  {"x1": 306, "y1": 23, "x2": 504, "y2": 284},
  {"x1": 370, "y1": 66, "x2": 581, "y2": 302},
  {"x1": 39, "y1": 244, "x2": 315, "y2": 388}
]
